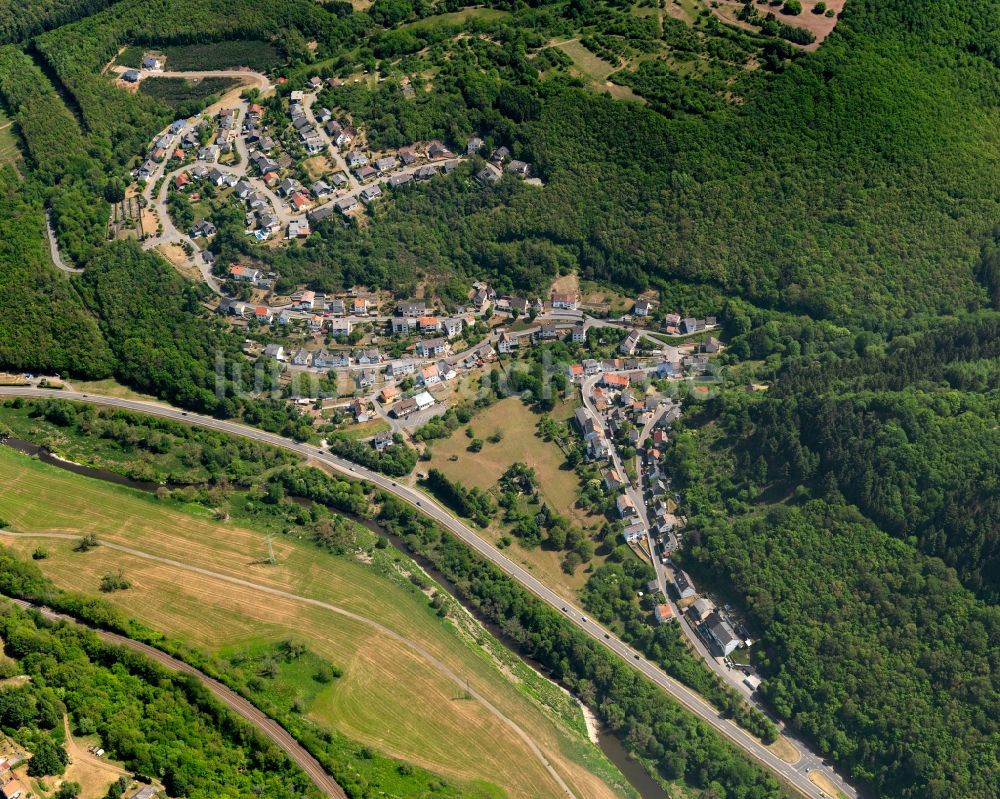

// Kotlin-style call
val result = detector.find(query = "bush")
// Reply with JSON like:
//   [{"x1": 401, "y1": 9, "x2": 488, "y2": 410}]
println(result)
[{"x1": 782, "y1": 0, "x2": 802, "y2": 14}]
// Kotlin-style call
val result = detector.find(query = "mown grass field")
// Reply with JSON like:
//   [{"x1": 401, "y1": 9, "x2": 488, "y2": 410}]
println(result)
[
  {"x1": 426, "y1": 397, "x2": 591, "y2": 523},
  {"x1": 0, "y1": 446, "x2": 631, "y2": 799},
  {"x1": 423, "y1": 396, "x2": 607, "y2": 598}
]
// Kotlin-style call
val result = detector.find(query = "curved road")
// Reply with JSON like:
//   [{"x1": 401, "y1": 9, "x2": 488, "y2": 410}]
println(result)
[
  {"x1": 45, "y1": 211, "x2": 83, "y2": 274},
  {"x1": 0, "y1": 387, "x2": 857, "y2": 799},
  {"x1": 2, "y1": 595, "x2": 347, "y2": 799},
  {"x1": 0, "y1": 531, "x2": 576, "y2": 798}
]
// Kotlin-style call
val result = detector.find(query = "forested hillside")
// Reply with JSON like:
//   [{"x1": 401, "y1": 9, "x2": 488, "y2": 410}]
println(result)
[
  {"x1": 0, "y1": 598, "x2": 323, "y2": 799},
  {"x1": 0, "y1": 0, "x2": 116, "y2": 44},
  {"x1": 666, "y1": 315, "x2": 1000, "y2": 798}
]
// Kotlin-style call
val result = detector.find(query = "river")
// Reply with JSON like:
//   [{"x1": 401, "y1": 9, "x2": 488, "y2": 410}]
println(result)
[{"x1": 0, "y1": 437, "x2": 668, "y2": 799}]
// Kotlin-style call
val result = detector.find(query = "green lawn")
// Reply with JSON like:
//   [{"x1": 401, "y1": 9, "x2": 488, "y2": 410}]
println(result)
[
  {"x1": 0, "y1": 445, "x2": 631, "y2": 799},
  {"x1": 399, "y1": 7, "x2": 510, "y2": 32}
]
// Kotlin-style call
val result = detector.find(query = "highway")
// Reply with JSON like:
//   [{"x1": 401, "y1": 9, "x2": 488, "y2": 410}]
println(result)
[
  {"x1": 1, "y1": 595, "x2": 348, "y2": 799},
  {"x1": 0, "y1": 387, "x2": 856, "y2": 799}
]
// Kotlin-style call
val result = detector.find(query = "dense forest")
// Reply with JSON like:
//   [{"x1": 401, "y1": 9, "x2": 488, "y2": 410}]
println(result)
[
  {"x1": 0, "y1": 600, "x2": 324, "y2": 799},
  {"x1": 0, "y1": 0, "x2": 115, "y2": 44},
  {"x1": 665, "y1": 315, "x2": 1000, "y2": 798}
]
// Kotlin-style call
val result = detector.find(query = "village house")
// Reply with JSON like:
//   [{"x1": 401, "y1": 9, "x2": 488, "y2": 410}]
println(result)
[
  {"x1": 536, "y1": 323, "x2": 562, "y2": 341},
  {"x1": 386, "y1": 359, "x2": 415, "y2": 376},
  {"x1": 391, "y1": 317, "x2": 412, "y2": 334},
  {"x1": 633, "y1": 298, "x2": 655, "y2": 317},
  {"x1": 672, "y1": 568, "x2": 696, "y2": 600},
  {"x1": 297, "y1": 290, "x2": 316, "y2": 310},
  {"x1": 229, "y1": 264, "x2": 261, "y2": 284},
  {"x1": 373, "y1": 431, "x2": 395, "y2": 452},
  {"x1": 380, "y1": 387, "x2": 400, "y2": 409},
  {"x1": 621, "y1": 520, "x2": 646, "y2": 544},
  {"x1": 360, "y1": 184, "x2": 382, "y2": 204},
  {"x1": 313, "y1": 350, "x2": 350, "y2": 369},
  {"x1": 263, "y1": 343, "x2": 285, "y2": 361},
  {"x1": 417, "y1": 337, "x2": 450, "y2": 358},
  {"x1": 336, "y1": 196, "x2": 358, "y2": 214},
  {"x1": 442, "y1": 317, "x2": 464, "y2": 338},
  {"x1": 419, "y1": 364, "x2": 440, "y2": 386},
  {"x1": 703, "y1": 611, "x2": 740, "y2": 657},
  {"x1": 437, "y1": 360, "x2": 457, "y2": 381},
  {"x1": 506, "y1": 159, "x2": 530, "y2": 178},
  {"x1": 654, "y1": 604, "x2": 675, "y2": 625},
  {"x1": 497, "y1": 330, "x2": 519, "y2": 354},
  {"x1": 291, "y1": 348, "x2": 311, "y2": 366},
  {"x1": 617, "y1": 494, "x2": 637, "y2": 518},
  {"x1": 571, "y1": 321, "x2": 587, "y2": 343},
  {"x1": 619, "y1": 329, "x2": 642, "y2": 356},
  {"x1": 550, "y1": 292, "x2": 577, "y2": 310},
  {"x1": 398, "y1": 301, "x2": 426, "y2": 318},
  {"x1": 328, "y1": 318, "x2": 353, "y2": 338}
]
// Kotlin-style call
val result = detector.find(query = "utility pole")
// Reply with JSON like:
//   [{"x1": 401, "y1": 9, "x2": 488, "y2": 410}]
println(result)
[{"x1": 266, "y1": 533, "x2": 276, "y2": 565}]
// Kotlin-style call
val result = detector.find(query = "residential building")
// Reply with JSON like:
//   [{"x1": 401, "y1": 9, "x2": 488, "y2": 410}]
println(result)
[
  {"x1": 654, "y1": 604, "x2": 675, "y2": 625},
  {"x1": 550, "y1": 292, "x2": 577, "y2": 310},
  {"x1": 621, "y1": 520, "x2": 646, "y2": 544},
  {"x1": 497, "y1": 330, "x2": 519, "y2": 354},
  {"x1": 571, "y1": 321, "x2": 587, "y2": 343},
  {"x1": 291, "y1": 348, "x2": 311, "y2": 366},
  {"x1": 229, "y1": 264, "x2": 262, "y2": 284},
  {"x1": 263, "y1": 343, "x2": 285, "y2": 361},
  {"x1": 359, "y1": 184, "x2": 382, "y2": 204},
  {"x1": 442, "y1": 317, "x2": 464, "y2": 338},
  {"x1": 386, "y1": 360, "x2": 415, "y2": 376},
  {"x1": 391, "y1": 317, "x2": 412, "y2": 334},
  {"x1": 419, "y1": 364, "x2": 440, "y2": 386},
  {"x1": 417, "y1": 337, "x2": 450, "y2": 358},
  {"x1": 634, "y1": 298, "x2": 655, "y2": 316},
  {"x1": 672, "y1": 568, "x2": 696, "y2": 600},
  {"x1": 328, "y1": 318, "x2": 352, "y2": 337},
  {"x1": 690, "y1": 598, "x2": 716, "y2": 622},
  {"x1": 536, "y1": 323, "x2": 561, "y2": 341},
  {"x1": 617, "y1": 494, "x2": 637, "y2": 518},
  {"x1": 336, "y1": 196, "x2": 358, "y2": 214},
  {"x1": 437, "y1": 360, "x2": 457, "y2": 381},
  {"x1": 375, "y1": 156, "x2": 397, "y2": 173},
  {"x1": 506, "y1": 159, "x2": 530, "y2": 178},
  {"x1": 704, "y1": 611, "x2": 740, "y2": 657},
  {"x1": 391, "y1": 397, "x2": 418, "y2": 419},
  {"x1": 414, "y1": 391, "x2": 436, "y2": 410},
  {"x1": 397, "y1": 301, "x2": 426, "y2": 318},
  {"x1": 619, "y1": 329, "x2": 642, "y2": 356},
  {"x1": 254, "y1": 306, "x2": 273, "y2": 324}
]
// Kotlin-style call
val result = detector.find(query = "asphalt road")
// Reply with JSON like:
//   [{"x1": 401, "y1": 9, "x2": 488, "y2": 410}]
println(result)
[
  {"x1": 1, "y1": 595, "x2": 348, "y2": 799},
  {"x1": 0, "y1": 387, "x2": 857, "y2": 799}
]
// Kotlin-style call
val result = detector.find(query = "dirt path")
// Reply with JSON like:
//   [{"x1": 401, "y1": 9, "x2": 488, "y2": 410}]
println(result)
[
  {"x1": 63, "y1": 715, "x2": 132, "y2": 779},
  {"x1": 2, "y1": 531, "x2": 578, "y2": 799}
]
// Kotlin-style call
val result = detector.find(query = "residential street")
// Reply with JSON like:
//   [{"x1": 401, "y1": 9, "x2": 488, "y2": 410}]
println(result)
[{"x1": 0, "y1": 386, "x2": 859, "y2": 799}]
